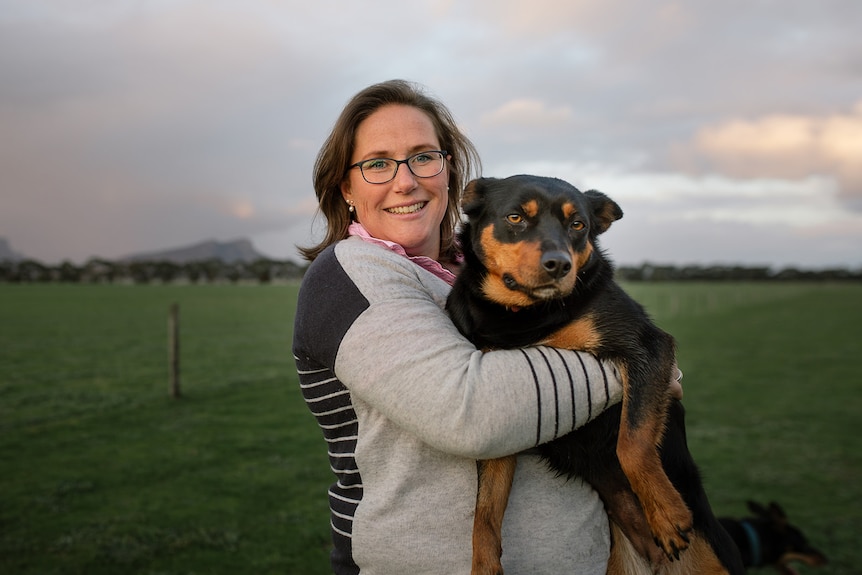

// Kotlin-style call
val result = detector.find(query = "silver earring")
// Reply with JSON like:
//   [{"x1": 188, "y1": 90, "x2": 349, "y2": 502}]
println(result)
[{"x1": 348, "y1": 200, "x2": 355, "y2": 213}]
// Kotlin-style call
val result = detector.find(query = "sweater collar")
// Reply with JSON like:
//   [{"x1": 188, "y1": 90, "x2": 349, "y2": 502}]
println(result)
[{"x1": 347, "y1": 222, "x2": 458, "y2": 286}]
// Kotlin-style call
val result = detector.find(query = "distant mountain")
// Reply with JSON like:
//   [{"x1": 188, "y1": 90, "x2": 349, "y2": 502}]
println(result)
[
  {"x1": 123, "y1": 238, "x2": 268, "y2": 264},
  {"x1": 0, "y1": 237, "x2": 25, "y2": 262}
]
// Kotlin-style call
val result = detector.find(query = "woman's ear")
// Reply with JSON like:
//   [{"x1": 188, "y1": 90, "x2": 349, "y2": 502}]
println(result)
[
  {"x1": 341, "y1": 180, "x2": 357, "y2": 218},
  {"x1": 340, "y1": 180, "x2": 352, "y2": 204}
]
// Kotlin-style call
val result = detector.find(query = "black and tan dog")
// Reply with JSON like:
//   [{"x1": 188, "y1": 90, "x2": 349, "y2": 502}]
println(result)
[
  {"x1": 446, "y1": 175, "x2": 744, "y2": 575},
  {"x1": 719, "y1": 501, "x2": 828, "y2": 574}
]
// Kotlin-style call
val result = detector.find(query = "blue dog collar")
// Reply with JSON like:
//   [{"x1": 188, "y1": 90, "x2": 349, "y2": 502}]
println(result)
[{"x1": 740, "y1": 519, "x2": 762, "y2": 567}]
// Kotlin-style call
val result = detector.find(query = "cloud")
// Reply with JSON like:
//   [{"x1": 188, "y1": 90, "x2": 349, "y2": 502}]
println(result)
[
  {"x1": 481, "y1": 99, "x2": 574, "y2": 127},
  {"x1": 228, "y1": 200, "x2": 256, "y2": 220},
  {"x1": 684, "y1": 101, "x2": 862, "y2": 206}
]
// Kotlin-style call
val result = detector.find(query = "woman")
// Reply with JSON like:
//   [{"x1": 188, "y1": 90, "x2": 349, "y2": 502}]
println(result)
[{"x1": 293, "y1": 79, "x2": 672, "y2": 574}]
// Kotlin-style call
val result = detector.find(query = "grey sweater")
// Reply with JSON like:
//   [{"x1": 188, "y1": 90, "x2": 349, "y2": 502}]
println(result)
[{"x1": 293, "y1": 237, "x2": 624, "y2": 574}]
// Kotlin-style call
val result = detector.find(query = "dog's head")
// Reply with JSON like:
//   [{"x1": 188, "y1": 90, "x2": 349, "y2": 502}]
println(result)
[
  {"x1": 746, "y1": 501, "x2": 828, "y2": 574},
  {"x1": 460, "y1": 175, "x2": 622, "y2": 309}
]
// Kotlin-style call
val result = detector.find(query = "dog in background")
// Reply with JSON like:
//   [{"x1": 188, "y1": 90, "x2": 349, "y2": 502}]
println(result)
[
  {"x1": 719, "y1": 501, "x2": 827, "y2": 574},
  {"x1": 447, "y1": 175, "x2": 744, "y2": 575}
]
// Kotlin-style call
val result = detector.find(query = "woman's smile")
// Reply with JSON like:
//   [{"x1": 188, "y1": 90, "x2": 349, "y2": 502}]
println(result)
[{"x1": 385, "y1": 201, "x2": 428, "y2": 215}]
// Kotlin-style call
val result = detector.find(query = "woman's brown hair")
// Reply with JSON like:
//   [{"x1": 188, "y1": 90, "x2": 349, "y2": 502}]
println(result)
[{"x1": 299, "y1": 79, "x2": 481, "y2": 262}]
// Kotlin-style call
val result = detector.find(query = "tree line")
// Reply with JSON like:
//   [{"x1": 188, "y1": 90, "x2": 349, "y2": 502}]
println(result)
[
  {"x1": 0, "y1": 257, "x2": 307, "y2": 284},
  {"x1": 615, "y1": 263, "x2": 862, "y2": 282},
  {"x1": 1, "y1": 257, "x2": 860, "y2": 284}
]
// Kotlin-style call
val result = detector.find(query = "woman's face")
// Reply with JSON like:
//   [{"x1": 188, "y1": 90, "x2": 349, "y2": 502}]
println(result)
[{"x1": 341, "y1": 104, "x2": 449, "y2": 260}]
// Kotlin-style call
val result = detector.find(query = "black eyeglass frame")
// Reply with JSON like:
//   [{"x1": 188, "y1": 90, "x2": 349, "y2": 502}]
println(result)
[{"x1": 347, "y1": 150, "x2": 448, "y2": 184}]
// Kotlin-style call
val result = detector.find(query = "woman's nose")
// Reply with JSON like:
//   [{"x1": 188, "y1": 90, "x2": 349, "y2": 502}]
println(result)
[{"x1": 391, "y1": 162, "x2": 418, "y2": 192}]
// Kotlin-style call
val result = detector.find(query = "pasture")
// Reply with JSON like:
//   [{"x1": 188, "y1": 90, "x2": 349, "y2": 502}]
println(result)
[{"x1": 1, "y1": 282, "x2": 859, "y2": 574}]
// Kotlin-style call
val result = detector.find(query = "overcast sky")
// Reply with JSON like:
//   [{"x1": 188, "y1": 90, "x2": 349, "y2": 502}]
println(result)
[{"x1": 2, "y1": 0, "x2": 861, "y2": 268}]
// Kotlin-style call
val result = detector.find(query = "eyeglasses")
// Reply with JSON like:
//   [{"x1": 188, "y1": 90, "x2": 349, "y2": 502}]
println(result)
[{"x1": 348, "y1": 150, "x2": 447, "y2": 184}]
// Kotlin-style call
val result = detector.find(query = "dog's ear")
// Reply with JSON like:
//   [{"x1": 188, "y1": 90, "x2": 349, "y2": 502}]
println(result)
[
  {"x1": 585, "y1": 189, "x2": 623, "y2": 235},
  {"x1": 747, "y1": 501, "x2": 769, "y2": 518},
  {"x1": 767, "y1": 502, "x2": 788, "y2": 525},
  {"x1": 461, "y1": 178, "x2": 494, "y2": 216}
]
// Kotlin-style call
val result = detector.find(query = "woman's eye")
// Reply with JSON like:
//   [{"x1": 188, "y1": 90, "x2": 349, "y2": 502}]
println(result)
[
  {"x1": 571, "y1": 220, "x2": 585, "y2": 231},
  {"x1": 506, "y1": 214, "x2": 523, "y2": 224},
  {"x1": 363, "y1": 159, "x2": 390, "y2": 172}
]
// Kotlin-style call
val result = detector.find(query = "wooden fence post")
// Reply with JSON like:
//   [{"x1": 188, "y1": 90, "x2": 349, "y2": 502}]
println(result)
[{"x1": 168, "y1": 302, "x2": 181, "y2": 398}]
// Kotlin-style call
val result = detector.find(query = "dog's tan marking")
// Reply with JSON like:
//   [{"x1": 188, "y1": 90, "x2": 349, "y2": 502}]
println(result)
[
  {"x1": 541, "y1": 315, "x2": 602, "y2": 352},
  {"x1": 482, "y1": 275, "x2": 540, "y2": 309},
  {"x1": 561, "y1": 201, "x2": 578, "y2": 220},
  {"x1": 574, "y1": 241, "x2": 594, "y2": 274},
  {"x1": 479, "y1": 225, "x2": 543, "y2": 285},
  {"x1": 522, "y1": 199, "x2": 539, "y2": 218}
]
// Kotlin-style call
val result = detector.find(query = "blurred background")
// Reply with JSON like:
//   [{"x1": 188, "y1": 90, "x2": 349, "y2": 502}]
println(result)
[{"x1": 2, "y1": 0, "x2": 860, "y2": 270}]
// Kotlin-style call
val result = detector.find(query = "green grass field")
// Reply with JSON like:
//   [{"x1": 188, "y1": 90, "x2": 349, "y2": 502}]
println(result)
[{"x1": 1, "y1": 282, "x2": 859, "y2": 574}]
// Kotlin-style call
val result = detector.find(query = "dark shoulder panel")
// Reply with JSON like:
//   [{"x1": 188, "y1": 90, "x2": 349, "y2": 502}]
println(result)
[{"x1": 293, "y1": 244, "x2": 370, "y2": 370}]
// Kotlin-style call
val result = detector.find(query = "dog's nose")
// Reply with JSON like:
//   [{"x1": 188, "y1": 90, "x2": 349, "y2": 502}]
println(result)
[{"x1": 541, "y1": 251, "x2": 572, "y2": 279}]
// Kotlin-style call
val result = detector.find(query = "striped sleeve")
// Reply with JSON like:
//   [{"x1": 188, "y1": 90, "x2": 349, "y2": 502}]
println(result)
[
  {"x1": 293, "y1": 245, "x2": 370, "y2": 575},
  {"x1": 294, "y1": 359, "x2": 361, "y2": 573},
  {"x1": 526, "y1": 347, "x2": 613, "y2": 446}
]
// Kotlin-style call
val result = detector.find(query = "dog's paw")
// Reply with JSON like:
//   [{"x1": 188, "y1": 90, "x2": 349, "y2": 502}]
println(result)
[
  {"x1": 654, "y1": 522, "x2": 692, "y2": 561},
  {"x1": 471, "y1": 547, "x2": 504, "y2": 575},
  {"x1": 648, "y1": 505, "x2": 693, "y2": 561},
  {"x1": 471, "y1": 559, "x2": 504, "y2": 575}
]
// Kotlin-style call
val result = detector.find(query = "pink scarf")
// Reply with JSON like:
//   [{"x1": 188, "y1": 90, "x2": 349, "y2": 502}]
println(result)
[{"x1": 348, "y1": 222, "x2": 458, "y2": 286}]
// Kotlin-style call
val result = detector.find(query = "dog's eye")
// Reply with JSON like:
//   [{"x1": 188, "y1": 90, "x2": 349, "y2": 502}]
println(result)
[
  {"x1": 571, "y1": 220, "x2": 585, "y2": 231},
  {"x1": 506, "y1": 214, "x2": 523, "y2": 224}
]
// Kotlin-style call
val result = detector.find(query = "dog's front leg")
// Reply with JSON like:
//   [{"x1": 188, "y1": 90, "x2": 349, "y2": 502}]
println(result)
[
  {"x1": 472, "y1": 455, "x2": 517, "y2": 575},
  {"x1": 617, "y1": 383, "x2": 693, "y2": 560}
]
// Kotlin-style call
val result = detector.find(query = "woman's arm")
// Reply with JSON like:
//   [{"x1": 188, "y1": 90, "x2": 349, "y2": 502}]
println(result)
[{"x1": 303, "y1": 239, "x2": 623, "y2": 459}]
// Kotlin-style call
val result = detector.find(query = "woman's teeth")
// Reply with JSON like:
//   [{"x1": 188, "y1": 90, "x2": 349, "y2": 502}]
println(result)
[{"x1": 386, "y1": 202, "x2": 426, "y2": 214}]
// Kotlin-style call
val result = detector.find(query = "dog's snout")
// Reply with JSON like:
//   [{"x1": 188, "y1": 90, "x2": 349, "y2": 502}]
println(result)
[{"x1": 541, "y1": 251, "x2": 572, "y2": 279}]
